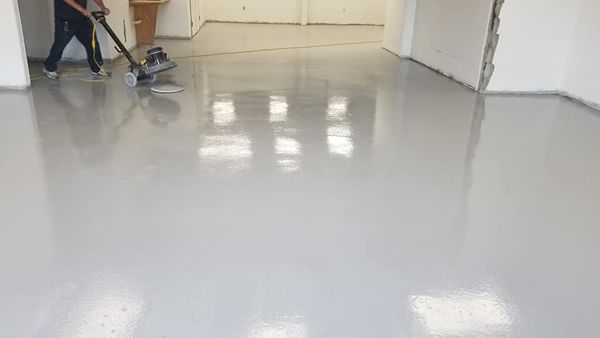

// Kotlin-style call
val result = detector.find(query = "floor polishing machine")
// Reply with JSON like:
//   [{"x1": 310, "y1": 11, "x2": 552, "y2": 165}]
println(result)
[{"x1": 91, "y1": 11, "x2": 178, "y2": 88}]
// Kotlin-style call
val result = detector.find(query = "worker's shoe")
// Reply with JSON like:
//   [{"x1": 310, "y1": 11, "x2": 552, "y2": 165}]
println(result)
[
  {"x1": 43, "y1": 67, "x2": 58, "y2": 79},
  {"x1": 92, "y1": 67, "x2": 112, "y2": 77}
]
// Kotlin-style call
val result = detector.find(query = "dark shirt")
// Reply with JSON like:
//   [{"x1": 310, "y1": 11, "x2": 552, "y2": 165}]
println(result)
[{"x1": 55, "y1": 0, "x2": 88, "y2": 20}]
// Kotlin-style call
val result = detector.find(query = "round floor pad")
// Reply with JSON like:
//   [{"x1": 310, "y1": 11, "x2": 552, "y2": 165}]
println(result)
[{"x1": 151, "y1": 83, "x2": 184, "y2": 94}]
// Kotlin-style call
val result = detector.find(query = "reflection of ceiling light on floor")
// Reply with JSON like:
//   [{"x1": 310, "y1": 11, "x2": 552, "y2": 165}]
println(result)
[
  {"x1": 275, "y1": 136, "x2": 301, "y2": 173},
  {"x1": 328, "y1": 136, "x2": 354, "y2": 158},
  {"x1": 327, "y1": 124, "x2": 352, "y2": 137},
  {"x1": 198, "y1": 134, "x2": 253, "y2": 176},
  {"x1": 275, "y1": 137, "x2": 301, "y2": 156},
  {"x1": 327, "y1": 124, "x2": 353, "y2": 158},
  {"x1": 278, "y1": 158, "x2": 300, "y2": 173},
  {"x1": 250, "y1": 321, "x2": 307, "y2": 338},
  {"x1": 410, "y1": 291, "x2": 513, "y2": 337},
  {"x1": 212, "y1": 94, "x2": 236, "y2": 126},
  {"x1": 270, "y1": 95, "x2": 289, "y2": 123},
  {"x1": 327, "y1": 95, "x2": 349, "y2": 121},
  {"x1": 200, "y1": 134, "x2": 253, "y2": 160}
]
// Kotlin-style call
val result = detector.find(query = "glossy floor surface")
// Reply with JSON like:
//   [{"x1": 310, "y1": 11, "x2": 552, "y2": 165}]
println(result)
[{"x1": 2, "y1": 24, "x2": 600, "y2": 337}]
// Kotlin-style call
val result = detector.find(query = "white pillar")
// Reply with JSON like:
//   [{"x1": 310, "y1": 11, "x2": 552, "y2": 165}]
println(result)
[
  {"x1": 301, "y1": 0, "x2": 308, "y2": 25},
  {"x1": 0, "y1": 0, "x2": 30, "y2": 88},
  {"x1": 383, "y1": 0, "x2": 417, "y2": 58}
]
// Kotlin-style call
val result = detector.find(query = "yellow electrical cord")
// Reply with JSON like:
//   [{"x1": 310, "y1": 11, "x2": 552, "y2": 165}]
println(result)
[
  {"x1": 91, "y1": 22, "x2": 104, "y2": 72},
  {"x1": 85, "y1": 22, "x2": 110, "y2": 82}
]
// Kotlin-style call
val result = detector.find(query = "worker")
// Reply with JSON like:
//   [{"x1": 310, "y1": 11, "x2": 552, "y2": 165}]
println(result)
[{"x1": 43, "y1": 0, "x2": 111, "y2": 79}]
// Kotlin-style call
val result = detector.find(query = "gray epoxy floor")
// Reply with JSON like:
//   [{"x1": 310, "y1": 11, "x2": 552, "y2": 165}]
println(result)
[{"x1": 2, "y1": 24, "x2": 600, "y2": 337}]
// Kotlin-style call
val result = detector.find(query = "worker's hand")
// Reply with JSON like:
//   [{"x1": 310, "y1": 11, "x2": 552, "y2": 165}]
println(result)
[
  {"x1": 103, "y1": 7, "x2": 111, "y2": 15},
  {"x1": 81, "y1": 9, "x2": 92, "y2": 17}
]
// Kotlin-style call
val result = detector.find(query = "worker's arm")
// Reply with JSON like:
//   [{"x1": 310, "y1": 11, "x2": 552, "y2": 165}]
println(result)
[
  {"x1": 94, "y1": 0, "x2": 111, "y2": 15},
  {"x1": 62, "y1": 0, "x2": 92, "y2": 17}
]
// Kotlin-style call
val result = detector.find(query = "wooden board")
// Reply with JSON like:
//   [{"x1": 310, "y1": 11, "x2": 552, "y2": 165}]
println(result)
[{"x1": 132, "y1": 4, "x2": 161, "y2": 45}]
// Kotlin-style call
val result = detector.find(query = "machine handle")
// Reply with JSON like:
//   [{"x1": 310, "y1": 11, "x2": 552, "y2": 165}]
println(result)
[
  {"x1": 91, "y1": 11, "x2": 106, "y2": 22},
  {"x1": 90, "y1": 11, "x2": 138, "y2": 66}
]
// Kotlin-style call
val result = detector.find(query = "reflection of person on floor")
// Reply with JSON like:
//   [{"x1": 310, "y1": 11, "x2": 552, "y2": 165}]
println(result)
[
  {"x1": 124, "y1": 90, "x2": 182, "y2": 128},
  {"x1": 49, "y1": 83, "x2": 113, "y2": 166},
  {"x1": 43, "y1": 0, "x2": 111, "y2": 79}
]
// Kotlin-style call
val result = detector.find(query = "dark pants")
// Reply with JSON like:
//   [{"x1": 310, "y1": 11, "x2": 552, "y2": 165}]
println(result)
[{"x1": 44, "y1": 18, "x2": 103, "y2": 73}]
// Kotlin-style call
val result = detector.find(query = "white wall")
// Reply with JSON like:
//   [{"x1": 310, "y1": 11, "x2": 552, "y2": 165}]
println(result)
[
  {"x1": 400, "y1": 0, "x2": 417, "y2": 56},
  {"x1": 205, "y1": 0, "x2": 385, "y2": 25},
  {"x1": 157, "y1": 0, "x2": 194, "y2": 37},
  {"x1": 156, "y1": 0, "x2": 385, "y2": 39},
  {"x1": 206, "y1": 0, "x2": 301, "y2": 23},
  {"x1": 486, "y1": 0, "x2": 579, "y2": 92},
  {"x1": 561, "y1": 0, "x2": 600, "y2": 107},
  {"x1": 308, "y1": 0, "x2": 386, "y2": 25},
  {"x1": 383, "y1": 0, "x2": 417, "y2": 57},
  {"x1": 16, "y1": 0, "x2": 53, "y2": 59},
  {"x1": 486, "y1": 0, "x2": 600, "y2": 108},
  {"x1": 410, "y1": 0, "x2": 494, "y2": 90},
  {"x1": 1, "y1": 0, "x2": 29, "y2": 88},
  {"x1": 157, "y1": 0, "x2": 205, "y2": 38},
  {"x1": 191, "y1": 0, "x2": 206, "y2": 36}
]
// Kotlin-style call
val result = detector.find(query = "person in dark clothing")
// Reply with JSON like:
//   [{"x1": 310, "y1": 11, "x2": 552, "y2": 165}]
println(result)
[{"x1": 43, "y1": 0, "x2": 111, "y2": 79}]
